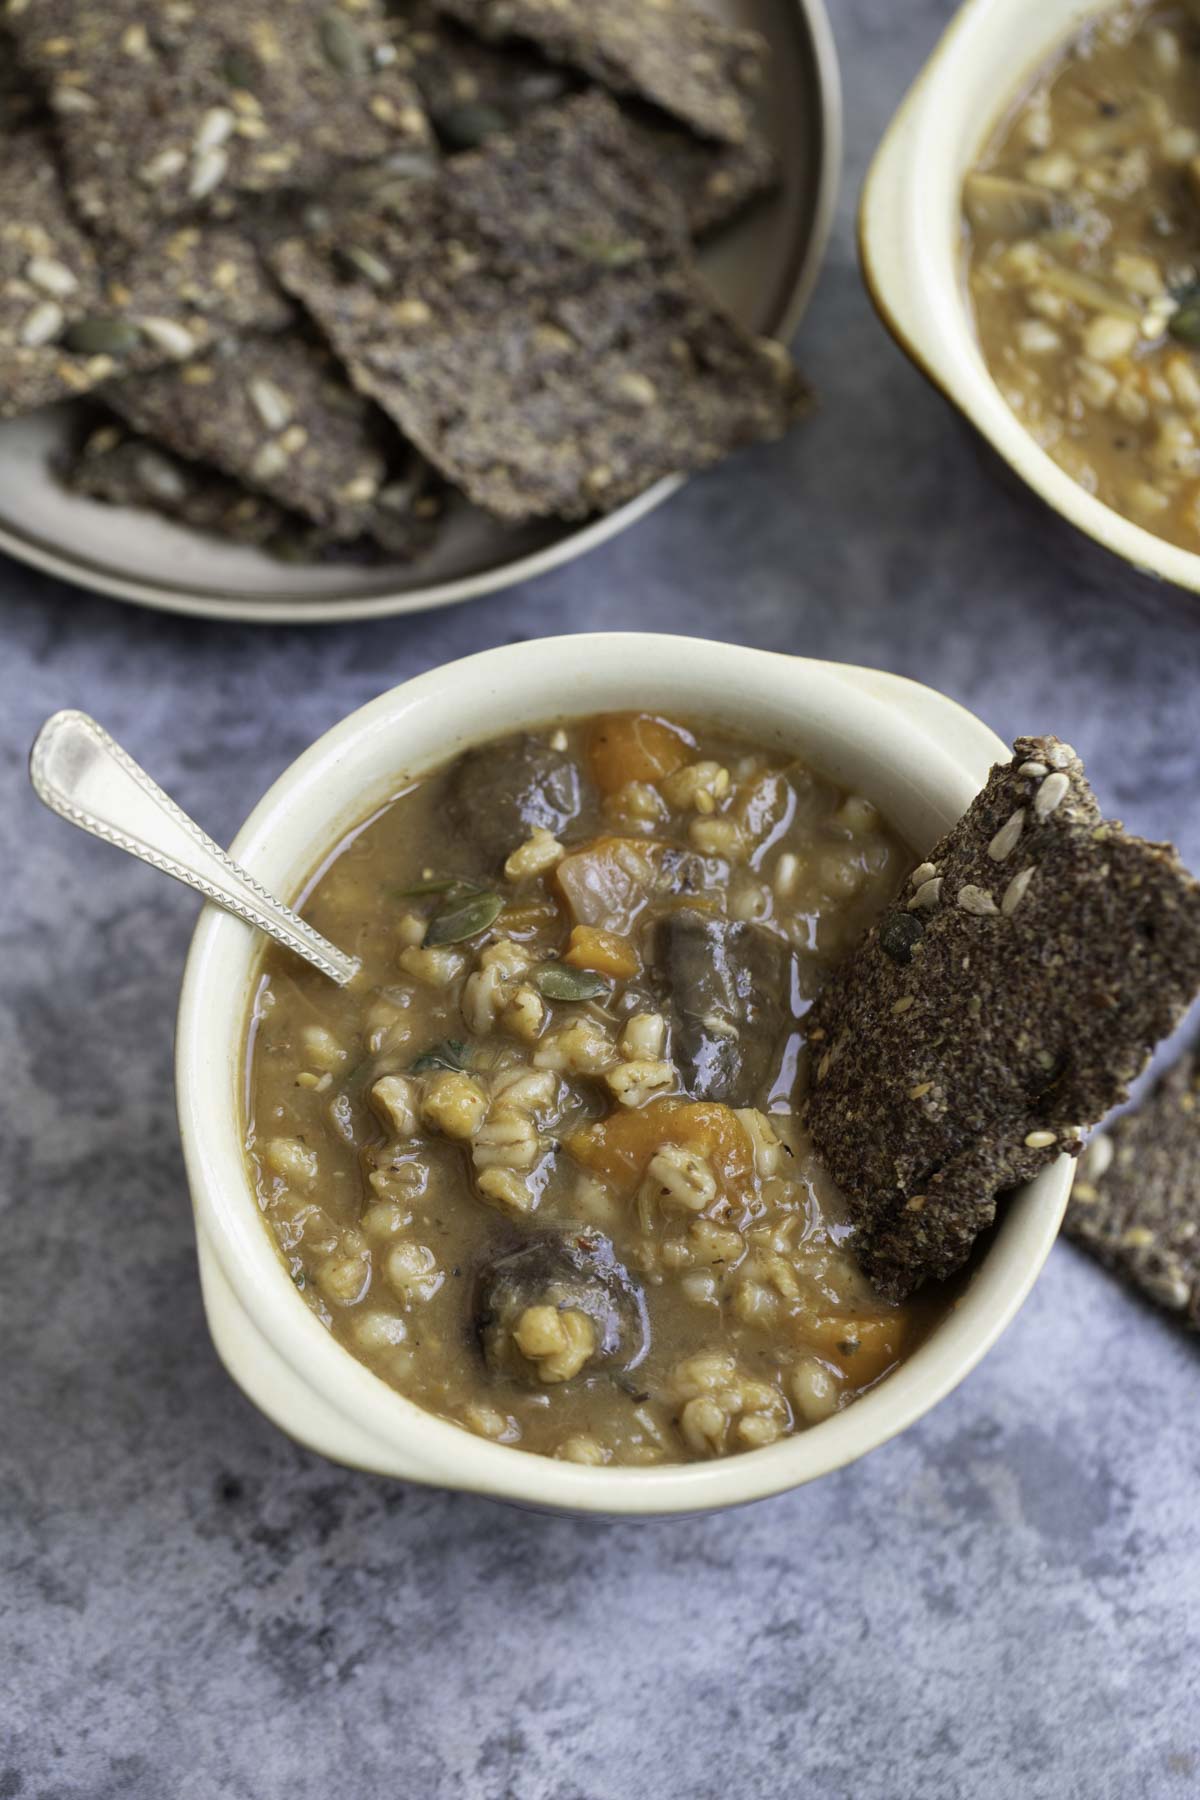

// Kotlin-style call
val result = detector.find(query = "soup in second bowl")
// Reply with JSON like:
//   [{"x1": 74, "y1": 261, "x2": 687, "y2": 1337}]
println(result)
[
  {"x1": 245, "y1": 713, "x2": 944, "y2": 1465},
  {"x1": 965, "y1": 0, "x2": 1200, "y2": 552}
]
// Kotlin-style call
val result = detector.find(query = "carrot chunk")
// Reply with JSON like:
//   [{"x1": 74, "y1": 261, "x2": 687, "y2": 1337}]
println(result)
[
  {"x1": 566, "y1": 1099, "x2": 753, "y2": 1201},
  {"x1": 587, "y1": 713, "x2": 694, "y2": 795},
  {"x1": 799, "y1": 1312, "x2": 909, "y2": 1387},
  {"x1": 563, "y1": 924, "x2": 640, "y2": 980}
]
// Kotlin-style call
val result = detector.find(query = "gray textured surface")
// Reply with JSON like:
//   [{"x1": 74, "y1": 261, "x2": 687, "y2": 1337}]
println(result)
[{"x1": 2, "y1": 3, "x2": 1199, "y2": 1795}]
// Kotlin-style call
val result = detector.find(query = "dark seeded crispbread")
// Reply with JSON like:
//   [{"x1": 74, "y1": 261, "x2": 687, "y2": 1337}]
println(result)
[
  {"x1": 60, "y1": 416, "x2": 432, "y2": 560},
  {"x1": 63, "y1": 419, "x2": 295, "y2": 549},
  {"x1": 0, "y1": 130, "x2": 291, "y2": 417},
  {"x1": 106, "y1": 332, "x2": 441, "y2": 553},
  {"x1": 620, "y1": 106, "x2": 778, "y2": 239},
  {"x1": 432, "y1": 0, "x2": 765, "y2": 144},
  {"x1": 272, "y1": 93, "x2": 808, "y2": 523},
  {"x1": 1065, "y1": 1050, "x2": 1200, "y2": 1330},
  {"x1": 10, "y1": 0, "x2": 432, "y2": 246},
  {"x1": 393, "y1": 3, "x2": 776, "y2": 235},
  {"x1": 805, "y1": 737, "x2": 1200, "y2": 1301},
  {"x1": 393, "y1": 0, "x2": 578, "y2": 134},
  {"x1": 117, "y1": 223, "x2": 294, "y2": 336}
]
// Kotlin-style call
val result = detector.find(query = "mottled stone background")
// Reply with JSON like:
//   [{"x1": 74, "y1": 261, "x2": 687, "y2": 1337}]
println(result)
[{"x1": 3, "y1": 3, "x2": 1199, "y2": 1796}]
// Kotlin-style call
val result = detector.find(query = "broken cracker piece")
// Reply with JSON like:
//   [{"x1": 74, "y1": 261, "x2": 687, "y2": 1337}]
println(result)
[
  {"x1": 432, "y1": 0, "x2": 765, "y2": 144},
  {"x1": 1065, "y1": 1049, "x2": 1200, "y2": 1330},
  {"x1": 64, "y1": 419, "x2": 295, "y2": 550},
  {"x1": 272, "y1": 94, "x2": 807, "y2": 524},
  {"x1": 106, "y1": 332, "x2": 440, "y2": 554},
  {"x1": 805, "y1": 736, "x2": 1200, "y2": 1301},
  {"x1": 0, "y1": 130, "x2": 291, "y2": 418},
  {"x1": 393, "y1": 4, "x2": 777, "y2": 235},
  {"x1": 65, "y1": 415, "x2": 440, "y2": 564},
  {"x1": 10, "y1": 0, "x2": 432, "y2": 245}
]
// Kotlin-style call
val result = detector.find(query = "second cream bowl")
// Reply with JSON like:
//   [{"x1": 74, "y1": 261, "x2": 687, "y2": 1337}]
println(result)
[{"x1": 860, "y1": 0, "x2": 1200, "y2": 597}]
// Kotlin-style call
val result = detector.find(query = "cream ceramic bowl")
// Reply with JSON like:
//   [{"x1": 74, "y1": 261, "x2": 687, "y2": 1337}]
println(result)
[
  {"x1": 176, "y1": 634, "x2": 1073, "y2": 1517},
  {"x1": 860, "y1": 0, "x2": 1200, "y2": 597}
]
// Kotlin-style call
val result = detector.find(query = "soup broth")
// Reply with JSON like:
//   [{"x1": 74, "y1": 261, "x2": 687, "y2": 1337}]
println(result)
[{"x1": 245, "y1": 714, "x2": 942, "y2": 1465}]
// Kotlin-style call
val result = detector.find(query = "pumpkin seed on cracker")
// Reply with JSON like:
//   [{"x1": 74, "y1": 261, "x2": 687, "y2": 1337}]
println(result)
[
  {"x1": 9, "y1": 0, "x2": 433, "y2": 246},
  {"x1": 805, "y1": 736, "x2": 1200, "y2": 1301},
  {"x1": 1065, "y1": 1047, "x2": 1200, "y2": 1331},
  {"x1": 272, "y1": 93, "x2": 808, "y2": 524},
  {"x1": 105, "y1": 331, "x2": 442, "y2": 554},
  {"x1": 432, "y1": 0, "x2": 765, "y2": 144}
]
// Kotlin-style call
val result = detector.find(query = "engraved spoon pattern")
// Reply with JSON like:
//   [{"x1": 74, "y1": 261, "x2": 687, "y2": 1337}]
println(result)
[{"x1": 29, "y1": 710, "x2": 360, "y2": 987}]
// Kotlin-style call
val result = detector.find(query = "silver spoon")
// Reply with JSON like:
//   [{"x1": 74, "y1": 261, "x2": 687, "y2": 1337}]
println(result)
[{"x1": 29, "y1": 710, "x2": 360, "y2": 987}]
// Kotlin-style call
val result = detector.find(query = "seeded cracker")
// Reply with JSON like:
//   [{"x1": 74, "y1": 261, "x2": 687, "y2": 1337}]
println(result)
[
  {"x1": 10, "y1": 0, "x2": 432, "y2": 246},
  {"x1": 392, "y1": 4, "x2": 777, "y2": 235},
  {"x1": 432, "y1": 0, "x2": 765, "y2": 143},
  {"x1": 619, "y1": 109, "x2": 778, "y2": 240},
  {"x1": 105, "y1": 333, "x2": 441, "y2": 554},
  {"x1": 61, "y1": 416, "x2": 431, "y2": 559},
  {"x1": 805, "y1": 737, "x2": 1200, "y2": 1301},
  {"x1": 0, "y1": 129, "x2": 292, "y2": 417},
  {"x1": 63, "y1": 420, "x2": 296, "y2": 550},
  {"x1": 272, "y1": 94, "x2": 808, "y2": 523},
  {"x1": 1065, "y1": 1050, "x2": 1200, "y2": 1330}
]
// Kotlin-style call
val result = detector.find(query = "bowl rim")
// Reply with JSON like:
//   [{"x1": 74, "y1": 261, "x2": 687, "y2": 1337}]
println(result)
[
  {"x1": 858, "y1": 0, "x2": 1200, "y2": 599},
  {"x1": 0, "y1": 0, "x2": 843, "y2": 628},
  {"x1": 175, "y1": 633, "x2": 1073, "y2": 1515}
]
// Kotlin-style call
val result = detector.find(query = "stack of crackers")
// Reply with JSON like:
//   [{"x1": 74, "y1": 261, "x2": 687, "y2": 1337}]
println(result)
[{"x1": 0, "y1": 0, "x2": 808, "y2": 562}]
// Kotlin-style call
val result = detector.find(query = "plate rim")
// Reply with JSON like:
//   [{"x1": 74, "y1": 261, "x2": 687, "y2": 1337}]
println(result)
[{"x1": 0, "y1": 0, "x2": 842, "y2": 626}]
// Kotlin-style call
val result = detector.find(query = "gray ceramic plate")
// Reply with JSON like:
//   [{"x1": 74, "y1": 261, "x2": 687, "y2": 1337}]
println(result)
[{"x1": 0, "y1": 0, "x2": 840, "y2": 624}]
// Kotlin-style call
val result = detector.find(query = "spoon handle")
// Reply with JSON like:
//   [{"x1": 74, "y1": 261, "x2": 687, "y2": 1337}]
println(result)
[{"x1": 30, "y1": 710, "x2": 360, "y2": 988}]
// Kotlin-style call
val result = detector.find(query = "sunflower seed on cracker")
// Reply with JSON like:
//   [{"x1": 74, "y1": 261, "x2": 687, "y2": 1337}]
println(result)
[
  {"x1": 432, "y1": 0, "x2": 765, "y2": 144},
  {"x1": 272, "y1": 93, "x2": 808, "y2": 524},
  {"x1": 805, "y1": 736, "x2": 1200, "y2": 1301},
  {"x1": 1064, "y1": 1047, "x2": 1200, "y2": 1330},
  {"x1": 9, "y1": 0, "x2": 433, "y2": 246}
]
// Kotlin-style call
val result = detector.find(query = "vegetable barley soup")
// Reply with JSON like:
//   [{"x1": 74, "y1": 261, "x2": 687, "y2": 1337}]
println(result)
[
  {"x1": 246, "y1": 715, "x2": 939, "y2": 1465},
  {"x1": 965, "y1": 0, "x2": 1200, "y2": 552}
]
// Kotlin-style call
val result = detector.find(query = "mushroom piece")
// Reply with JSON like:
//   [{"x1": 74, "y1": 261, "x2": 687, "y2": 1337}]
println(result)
[
  {"x1": 475, "y1": 1231, "x2": 649, "y2": 1384},
  {"x1": 445, "y1": 735, "x2": 587, "y2": 870},
  {"x1": 962, "y1": 171, "x2": 1070, "y2": 237},
  {"x1": 651, "y1": 907, "x2": 790, "y2": 1106}
]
